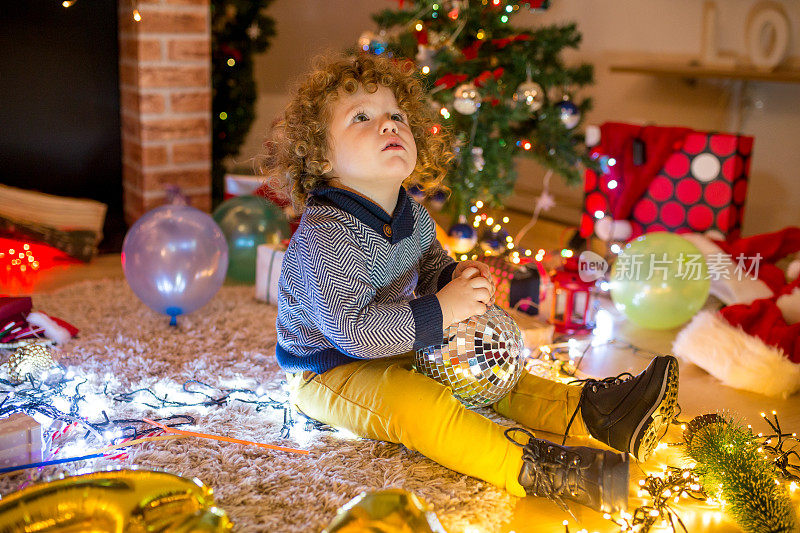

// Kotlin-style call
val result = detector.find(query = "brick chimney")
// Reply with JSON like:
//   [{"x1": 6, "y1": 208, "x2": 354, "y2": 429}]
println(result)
[{"x1": 118, "y1": 0, "x2": 211, "y2": 225}]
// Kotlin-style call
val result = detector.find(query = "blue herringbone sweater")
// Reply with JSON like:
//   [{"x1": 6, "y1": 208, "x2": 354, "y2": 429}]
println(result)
[{"x1": 275, "y1": 185, "x2": 457, "y2": 374}]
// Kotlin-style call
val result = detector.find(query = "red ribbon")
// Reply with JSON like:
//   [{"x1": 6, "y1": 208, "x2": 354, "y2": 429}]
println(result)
[
  {"x1": 434, "y1": 73, "x2": 469, "y2": 89},
  {"x1": 461, "y1": 40, "x2": 484, "y2": 60},
  {"x1": 473, "y1": 67, "x2": 504, "y2": 87},
  {"x1": 491, "y1": 33, "x2": 531, "y2": 49}
]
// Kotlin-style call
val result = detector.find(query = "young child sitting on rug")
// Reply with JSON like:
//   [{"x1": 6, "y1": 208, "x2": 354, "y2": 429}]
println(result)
[{"x1": 267, "y1": 53, "x2": 679, "y2": 514}]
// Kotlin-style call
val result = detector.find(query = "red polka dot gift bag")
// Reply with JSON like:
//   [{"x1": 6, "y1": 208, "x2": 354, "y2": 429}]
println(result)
[{"x1": 580, "y1": 122, "x2": 753, "y2": 243}]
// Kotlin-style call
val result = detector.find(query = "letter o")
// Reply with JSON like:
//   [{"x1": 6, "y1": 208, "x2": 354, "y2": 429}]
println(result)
[{"x1": 746, "y1": 3, "x2": 790, "y2": 71}]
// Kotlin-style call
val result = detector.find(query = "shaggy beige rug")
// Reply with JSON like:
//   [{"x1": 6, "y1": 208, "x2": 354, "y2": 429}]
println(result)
[{"x1": 0, "y1": 279, "x2": 516, "y2": 532}]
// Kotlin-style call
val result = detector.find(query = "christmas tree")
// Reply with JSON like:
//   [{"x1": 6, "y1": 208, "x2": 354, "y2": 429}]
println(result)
[
  {"x1": 362, "y1": 0, "x2": 594, "y2": 218},
  {"x1": 212, "y1": 0, "x2": 276, "y2": 205}
]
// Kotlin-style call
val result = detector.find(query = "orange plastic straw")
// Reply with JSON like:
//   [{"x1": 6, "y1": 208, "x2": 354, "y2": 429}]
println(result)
[{"x1": 142, "y1": 418, "x2": 310, "y2": 455}]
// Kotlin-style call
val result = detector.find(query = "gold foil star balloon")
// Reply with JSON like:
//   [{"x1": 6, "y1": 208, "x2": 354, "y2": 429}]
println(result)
[
  {"x1": 322, "y1": 489, "x2": 448, "y2": 533},
  {"x1": 0, "y1": 469, "x2": 233, "y2": 532},
  {"x1": 415, "y1": 305, "x2": 524, "y2": 408}
]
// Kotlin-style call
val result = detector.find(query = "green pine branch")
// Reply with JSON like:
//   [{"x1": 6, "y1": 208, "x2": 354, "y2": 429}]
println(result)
[
  {"x1": 212, "y1": 0, "x2": 276, "y2": 205},
  {"x1": 684, "y1": 415, "x2": 799, "y2": 533}
]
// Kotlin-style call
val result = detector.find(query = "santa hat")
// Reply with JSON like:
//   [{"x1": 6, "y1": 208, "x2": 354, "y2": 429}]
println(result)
[{"x1": 673, "y1": 228, "x2": 800, "y2": 398}]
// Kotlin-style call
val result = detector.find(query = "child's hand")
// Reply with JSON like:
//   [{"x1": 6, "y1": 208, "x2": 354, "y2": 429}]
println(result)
[
  {"x1": 437, "y1": 268, "x2": 494, "y2": 328},
  {"x1": 452, "y1": 260, "x2": 495, "y2": 301}
]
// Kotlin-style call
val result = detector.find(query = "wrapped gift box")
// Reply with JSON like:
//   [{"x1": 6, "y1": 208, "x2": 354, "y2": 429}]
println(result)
[
  {"x1": 0, "y1": 412, "x2": 43, "y2": 469},
  {"x1": 477, "y1": 256, "x2": 542, "y2": 314},
  {"x1": 580, "y1": 123, "x2": 753, "y2": 242},
  {"x1": 255, "y1": 243, "x2": 286, "y2": 304}
]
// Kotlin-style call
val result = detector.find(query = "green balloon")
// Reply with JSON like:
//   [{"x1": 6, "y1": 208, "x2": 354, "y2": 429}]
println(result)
[
  {"x1": 610, "y1": 232, "x2": 710, "y2": 330},
  {"x1": 212, "y1": 195, "x2": 290, "y2": 283}
]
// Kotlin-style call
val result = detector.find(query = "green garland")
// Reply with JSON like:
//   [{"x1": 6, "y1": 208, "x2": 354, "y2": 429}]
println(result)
[
  {"x1": 363, "y1": 0, "x2": 596, "y2": 217},
  {"x1": 211, "y1": 0, "x2": 276, "y2": 205},
  {"x1": 684, "y1": 414, "x2": 798, "y2": 533}
]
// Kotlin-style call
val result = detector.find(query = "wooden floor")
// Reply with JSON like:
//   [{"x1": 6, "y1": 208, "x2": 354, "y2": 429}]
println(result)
[{"x1": 8, "y1": 209, "x2": 799, "y2": 532}]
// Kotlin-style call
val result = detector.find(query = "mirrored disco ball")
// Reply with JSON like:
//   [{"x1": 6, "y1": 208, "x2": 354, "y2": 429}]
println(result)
[{"x1": 415, "y1": 305, "x2": 524, "y2": 408}]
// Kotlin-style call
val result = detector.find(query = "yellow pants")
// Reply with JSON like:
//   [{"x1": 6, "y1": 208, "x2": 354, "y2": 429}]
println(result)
[{"x1": 286, "y1": 354, "x2": 588, "y2": 497}]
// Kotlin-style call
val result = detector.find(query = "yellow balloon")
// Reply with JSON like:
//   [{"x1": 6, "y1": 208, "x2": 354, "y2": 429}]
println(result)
[
  {"x1": 0, "y1": 469, "x2": 232, "y2": 532},
  {"x1": 322, "y1": 489, "x2": 448, "y2": 533}
]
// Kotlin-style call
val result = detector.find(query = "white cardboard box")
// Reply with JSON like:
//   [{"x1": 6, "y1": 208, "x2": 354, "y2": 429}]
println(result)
[{"x1": 255, "y1": 243, "x2": 286, "y2": 304}]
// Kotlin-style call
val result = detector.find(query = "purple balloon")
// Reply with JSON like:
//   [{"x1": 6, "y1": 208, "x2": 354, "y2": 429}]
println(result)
[{"x1": 122, "y1": 205, "x2": 228, "y2": 325}]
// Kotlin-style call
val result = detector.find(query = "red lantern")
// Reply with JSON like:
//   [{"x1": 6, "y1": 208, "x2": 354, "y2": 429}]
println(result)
[{"x1": 544, "y1": 256, "x2": 597, "y2": 334}]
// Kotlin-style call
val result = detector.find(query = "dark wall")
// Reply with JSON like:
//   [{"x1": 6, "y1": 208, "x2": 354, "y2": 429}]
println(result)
[{"x1": 0, "y1": 0, "x2": 124, "y2": 251}]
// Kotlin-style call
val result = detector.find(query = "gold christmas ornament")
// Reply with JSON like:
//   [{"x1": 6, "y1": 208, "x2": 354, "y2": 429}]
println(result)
[
  {"x1": 322, "y1": 489, "x2": 447, "y2": 533},
  {"x1": 7, "y1": 342, "x2": 55, "y2": 383},
  {"x1": 0, "y1": 469, "x2": 233, "y2": 532},
  {"x1": 415, "y1": 305, "x2": 524, "y2": 408}
]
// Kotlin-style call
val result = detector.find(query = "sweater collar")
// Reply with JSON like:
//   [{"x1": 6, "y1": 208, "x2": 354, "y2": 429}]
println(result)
[{"x1": 309, "y1": 185, "x2": 414, "y2": 244}]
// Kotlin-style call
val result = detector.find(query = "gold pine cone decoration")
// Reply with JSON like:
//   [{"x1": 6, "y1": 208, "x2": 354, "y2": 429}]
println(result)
[{"x1": 8, "y1": 343, "x2": 55, "y2": 383}]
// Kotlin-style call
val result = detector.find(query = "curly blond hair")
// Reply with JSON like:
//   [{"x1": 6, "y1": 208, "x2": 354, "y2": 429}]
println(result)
[{"x1": 261, "y1": 53, "x2": 453, "y2": 211}]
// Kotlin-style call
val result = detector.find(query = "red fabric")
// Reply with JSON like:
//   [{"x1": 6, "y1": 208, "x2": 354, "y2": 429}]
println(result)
[
  {"x1": 45, "y1": 313, "x2": 79, "y2": 337},
  {"x1": 0, "y1": 296, "x2": 32, "y2": 324},
  {"x1": 599, "y1": 123, "x2": 693, "y2": 220},
  {"x1": 254, "y1": 182, "x2": 290, "y2": 208},
  {"x1": 720, "y1": 299, "x2": 800, "y2": 363},
  {"x1": 714, "y1": 227, "x2": 800, "y2": 295},
  {"x1": 713, "y1": 227, "x2": 800, "y2": 363}
]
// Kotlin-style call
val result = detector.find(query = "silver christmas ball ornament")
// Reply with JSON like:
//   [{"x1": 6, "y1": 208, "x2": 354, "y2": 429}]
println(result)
[
  {"x1": 415, "y1": 306, "x2": 524, "y2": 408},
  {"x1": 512, "y1": 80, "x2": 545, "y2": 112},
  {"x1": 453, "y1": 83, "x2": 481, "y2": 115}
]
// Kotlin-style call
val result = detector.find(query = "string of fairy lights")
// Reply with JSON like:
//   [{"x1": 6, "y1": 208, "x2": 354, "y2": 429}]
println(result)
[
  {"x1": 524, "y1": 338, "x2": 799, "y2": 533},
  {"x1": 2, "y1": 208, "x2": 797, "y2": 530},
  {"x1": 2, "y1": 332, "x2": 798, "y2": 531},
  {"x1": 0, "y1": 342, "x2": 299, "y2": 475},
  {"x1": 61, "y1": 0, "x2": 141, "y2": 22}
]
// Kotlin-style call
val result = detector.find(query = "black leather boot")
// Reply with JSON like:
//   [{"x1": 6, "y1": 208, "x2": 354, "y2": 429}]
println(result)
[
  {"x1": 506, "y1": 428, "x2": 629, "y2": 515},
  {"x1": 565, "y1": 355, "x2": 680, "y2": 462}
]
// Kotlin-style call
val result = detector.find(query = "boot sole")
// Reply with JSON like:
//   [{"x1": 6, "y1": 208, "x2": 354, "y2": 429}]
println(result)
[{"x1": 630, "y1": 356, "x2": 679, "y2": 462}]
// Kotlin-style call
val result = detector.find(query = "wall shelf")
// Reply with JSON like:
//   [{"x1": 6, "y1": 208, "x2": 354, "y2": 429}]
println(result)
[{"x1": 610, "y1": 60, "x2": 800, "y2": 84}]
